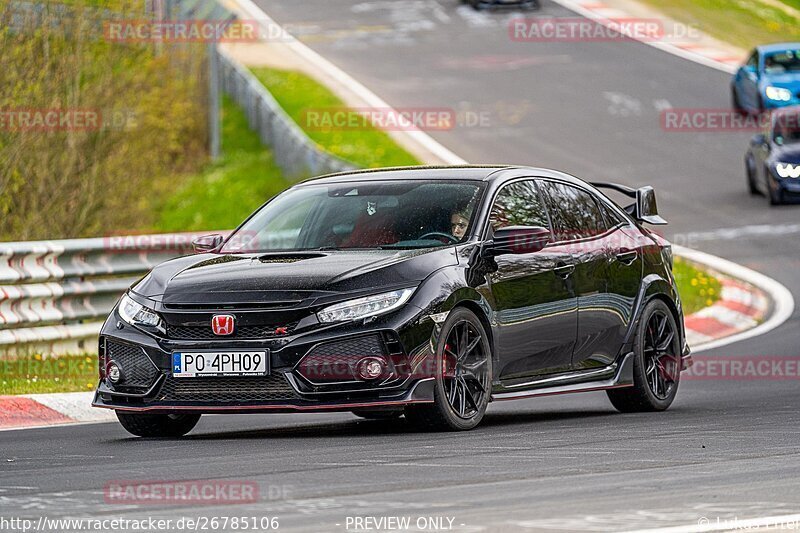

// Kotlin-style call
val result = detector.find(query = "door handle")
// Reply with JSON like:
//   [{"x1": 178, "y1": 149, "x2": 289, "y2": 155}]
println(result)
[
  {"x1": 615, "y1": 250, "x2": 638, "y2": 265},
  {"x1": 554, "y1": 263, "x2": 575, "y2": 278}
]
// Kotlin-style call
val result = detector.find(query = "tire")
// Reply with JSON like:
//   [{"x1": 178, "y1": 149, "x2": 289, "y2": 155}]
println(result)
[
  {"x1": 351, "y1": 409, "x2": 403, "y2": 420},
  {"x1": 768, "y1": 177, "x2": 784, "y2": 206},
  {"x1": 405, "y1": 307, "x2": 492, "y2": 431},
  {"x1": 607, "y1": 300, "x2": 681, "y2": 413},
  {"x1": 116, "y1": 412, "x2": 201, "y2": 438},
  {"x1": 745, "y1": 156, "x2": 759, "y2": 195}
]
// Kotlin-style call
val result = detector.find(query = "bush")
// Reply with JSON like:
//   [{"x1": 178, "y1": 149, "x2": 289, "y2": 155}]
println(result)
[{"x1": 0, "y1": 0, "x2": 209, "y2": 240}]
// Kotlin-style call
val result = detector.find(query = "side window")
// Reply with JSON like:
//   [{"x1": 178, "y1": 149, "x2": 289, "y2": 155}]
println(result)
[
  {"x1": 599, "y1": 200, "x2": 625, "y2": 228},
  {"x1": 746, "y1": 50, "x2": 758, "y2": 69},
  {"x1": 489, "y1": 180, "x2": 549, "y2": 232},
  {"x1": 538, "y1": 181, "x2": 607, "y2": 241}
]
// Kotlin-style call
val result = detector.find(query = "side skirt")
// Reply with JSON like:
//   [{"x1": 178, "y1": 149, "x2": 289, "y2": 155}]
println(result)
[{"x1": 491, "y1": 352, "x2": 634, "y2": 402}]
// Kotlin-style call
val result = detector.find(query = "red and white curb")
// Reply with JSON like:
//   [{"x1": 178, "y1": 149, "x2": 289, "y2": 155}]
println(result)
[
  {"x1": 0, "y1": 392, "x2": 114, "y2": 431},
  {"x1": 684, "y1": 276, "x2": 768, "y2": 347},
  {"x1": 550, "y1": 0, "x2": 743, "y2": 73},
  {"x1": 676, "y1": 245, "x2": 794, "y2": 353}
]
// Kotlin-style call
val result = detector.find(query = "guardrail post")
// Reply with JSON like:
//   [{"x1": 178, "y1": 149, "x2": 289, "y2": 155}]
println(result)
[{"x1": 208, "y1": 43, "x2": 221, "y2": 160}]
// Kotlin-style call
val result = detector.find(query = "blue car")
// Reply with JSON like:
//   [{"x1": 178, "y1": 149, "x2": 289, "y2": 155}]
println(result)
[{"x1": 732, "y1": 43, "x2": 800, "y2": 114}]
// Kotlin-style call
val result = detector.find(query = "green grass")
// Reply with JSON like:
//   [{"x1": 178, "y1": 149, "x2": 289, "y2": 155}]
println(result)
[
  {"x1": 638, "y1": 0, "x2": 800, "y2": 50},
  {"x1": 673, "y1": 257, "x2": 722, "y2": 315},
  {"x1": 154, "y1": 95, "x2": 291, "y2": 232},
  {"x1": 250, "y1": 67, "x2": 421, "y2": 168},
  {"x1": 0, "y1": 354, "x2": 98, "y2": 395},
  {"x1": 154, "y1": 68, "x2": 423, "y2": 232}
]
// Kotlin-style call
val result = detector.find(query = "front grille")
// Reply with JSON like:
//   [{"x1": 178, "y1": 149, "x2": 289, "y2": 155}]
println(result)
[
  {"x1": 166, "y1": 322, "x2": 297, "y2": 340},
  {"x1": 297, "y1": 335, "x2": 386, "y2": 384},
  {"x1": 155, "y1": 373, "x2": 298, "y2": 403},
  {"x1": 307, "y1": 335, "x2": 385, "y2": 358},
  {"x1": 106, "y1": 340, "x2": 159, "y2": 389}
]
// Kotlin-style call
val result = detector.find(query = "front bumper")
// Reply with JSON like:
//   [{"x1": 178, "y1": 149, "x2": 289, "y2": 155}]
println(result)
[
  {"x1": 771, "y1": 172, "x2": 800, "y2": 200},
  {"x1": 763, "y1": 97, "x2": 800, "y2": 110},
  {"x1": 93, "y1": 376, "x2": 435, "y2": 414},
  {"x1": 93, "y1": 303, "x2": 440, "y2": 414}
]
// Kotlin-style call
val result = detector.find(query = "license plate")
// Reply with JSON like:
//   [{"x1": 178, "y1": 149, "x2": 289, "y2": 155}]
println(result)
[{"x1": 172, "y1": 351, "x2": 268, "y2": 378}]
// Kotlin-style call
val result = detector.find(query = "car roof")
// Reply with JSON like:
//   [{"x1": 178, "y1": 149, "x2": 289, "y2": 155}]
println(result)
[
  {"x1": 757, "y1": 42, "x2": 800, "y2": 54},
  {"x1": 301, "y1": 165, "x2": 509, "y2": 184},
  {"x1": 299, "y1": 165, "x2": 590, "y2": 188}
]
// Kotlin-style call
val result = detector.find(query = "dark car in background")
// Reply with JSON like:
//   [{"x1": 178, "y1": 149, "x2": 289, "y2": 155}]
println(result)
[
  {"x1": 461, "y1": 0, "x2": 539, "y2": 11},
  {"x1": 93, "y1": 166, "x2": 690, "y2": 436},
  {"x1": 745, "y1": 107, "x2": 800, "y2": 204}
]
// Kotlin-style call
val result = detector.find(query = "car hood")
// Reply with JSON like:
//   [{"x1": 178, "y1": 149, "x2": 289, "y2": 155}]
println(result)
[
  {"x1": 761, "y1": 73, "x2": 800, "y2": 90},
  {"x1": 772, "y1": 144, "x2": 800, "y2": 164},
  {"x1": 132, "y1": 247, "x2": 458, "y2": 304}
]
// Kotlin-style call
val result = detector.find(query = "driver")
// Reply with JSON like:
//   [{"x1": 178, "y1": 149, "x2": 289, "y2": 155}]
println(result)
[{"x1": 450, "y1": 207, "x2": 472, "y2": 240}]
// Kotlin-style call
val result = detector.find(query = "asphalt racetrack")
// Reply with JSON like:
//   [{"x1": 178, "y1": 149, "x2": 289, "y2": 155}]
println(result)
[{"x1": 2, "y1": 1, "x2": 800, "y2": 531}]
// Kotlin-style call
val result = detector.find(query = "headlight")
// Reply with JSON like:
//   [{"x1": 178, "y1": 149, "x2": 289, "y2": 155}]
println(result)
[
  {"x1": 775, "y1": 162, "x2": 800, "y2": 178},
  {"x1": 317, "y1": 288, "x2": 415, "y2": 324},
  {"x1": 117, "y1": 293, "x2": 162, "y2": 327},
  {"x1": 765, "y1": 86, "x2": 792, "y2": 101}
]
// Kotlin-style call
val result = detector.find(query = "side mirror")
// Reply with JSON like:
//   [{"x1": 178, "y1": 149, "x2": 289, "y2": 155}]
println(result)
[
  {"x1": 488, "y1": 226, "x2": 551, "y2": 256},
  {"x1": 192, "y1": 234, "x2": 223, "y2": 253},
  {"x1": 635, "y1": 187, "x2": 667, "y2": 225},
  {"x1": 775, "y1": 135, "x2": 784, "y2": 146}
]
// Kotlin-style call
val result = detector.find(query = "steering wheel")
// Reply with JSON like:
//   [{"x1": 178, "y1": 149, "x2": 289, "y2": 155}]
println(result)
[{"x1": 419, "y1": 232, "x2": 459, "y2": 244}]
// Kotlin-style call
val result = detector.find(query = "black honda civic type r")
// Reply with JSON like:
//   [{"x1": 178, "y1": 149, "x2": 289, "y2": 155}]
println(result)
[{"x1": 94, "y1": 166, "x2": 691, "y2": 436}]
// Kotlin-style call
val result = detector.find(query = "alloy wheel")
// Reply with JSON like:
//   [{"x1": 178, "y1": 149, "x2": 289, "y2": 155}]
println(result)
[
  {"x1": 441, "y1": 320, "x2": 490, "y2": 419},
  {"x1": 643, "y1": 310, "x2": 679, "y2": 400}
]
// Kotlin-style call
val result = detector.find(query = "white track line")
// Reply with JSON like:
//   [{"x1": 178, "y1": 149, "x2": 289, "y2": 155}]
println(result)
[{"x1": 234, "y1": 0, "x2": 466, "y2": 165}]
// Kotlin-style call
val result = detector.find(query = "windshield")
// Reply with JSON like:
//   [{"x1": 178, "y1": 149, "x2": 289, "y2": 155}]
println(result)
[
  {"x1": 764, "y1": 49, "x2": 800, "y2": 74},
  {"x1": 220, "y1": 180, "x2": 485, "y2": 253},
  {"x1": 774, "y1": 113, "x2": 800, "y2": 145}
]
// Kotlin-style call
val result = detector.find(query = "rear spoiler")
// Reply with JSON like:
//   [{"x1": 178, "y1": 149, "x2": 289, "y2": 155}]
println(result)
[{"x1": 590, "y1": 182, "x2": 667, "y2": 225}]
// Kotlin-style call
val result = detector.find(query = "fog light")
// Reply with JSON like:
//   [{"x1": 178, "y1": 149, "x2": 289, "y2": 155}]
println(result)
[
  {"x1": 107, "y1": 362, "x2": 122, "y2": 384},
  {"x1": 356, "y1": 357, "x2": 385, "y2": 380}
]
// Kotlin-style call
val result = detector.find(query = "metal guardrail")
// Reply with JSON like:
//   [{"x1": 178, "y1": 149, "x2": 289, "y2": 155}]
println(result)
[
  {"x1": 0, "y1": 233, "x2": 215, "y2": 354},
  {"x1": 218, "y1": 48, "x2": 358, "y2": 177},
  {"x1": 166, "y1": 0, "x2": 357, "y2": 175}
]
